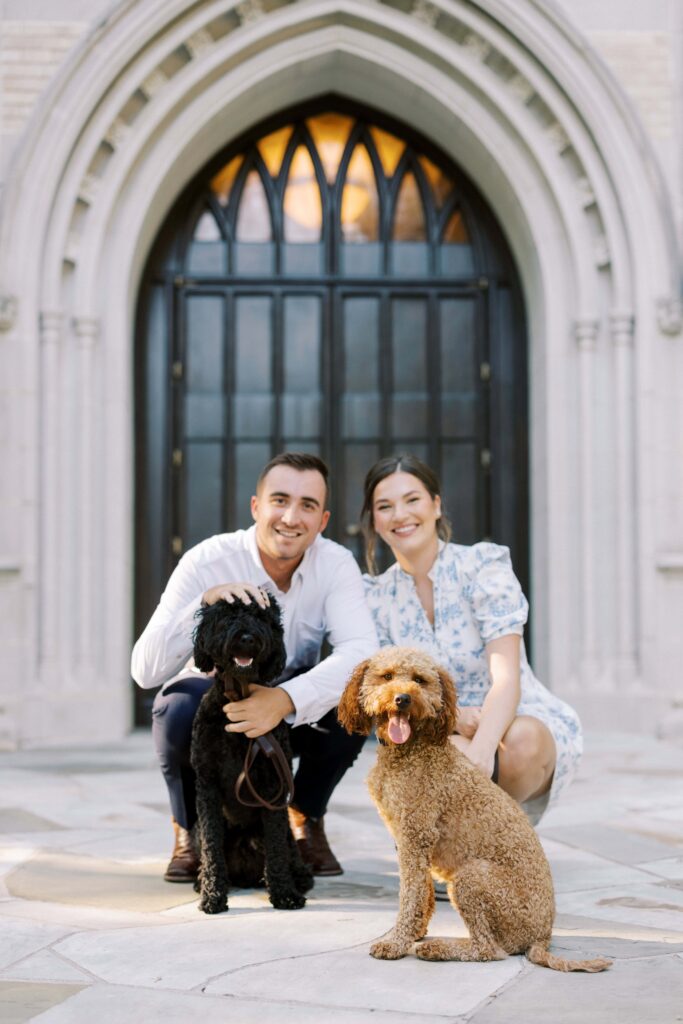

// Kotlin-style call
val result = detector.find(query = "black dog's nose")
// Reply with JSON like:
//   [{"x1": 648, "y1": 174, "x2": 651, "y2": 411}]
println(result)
[
  {"x1": 394, "y1": 693, "x2": 412, "y2": 709},
  {"x1": 239, "y1": 631, "x2": 254, "y2": 645}
]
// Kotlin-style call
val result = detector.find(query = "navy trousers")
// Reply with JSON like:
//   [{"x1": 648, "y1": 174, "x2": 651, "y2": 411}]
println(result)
[{"x1": 152, "y1": 676, "x2": 366, "y2": 830}]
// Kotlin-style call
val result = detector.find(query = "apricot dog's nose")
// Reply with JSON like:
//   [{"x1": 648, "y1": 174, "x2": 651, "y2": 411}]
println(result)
[{"x1": 394, "y1": 693, "x2": 412, "y2": 709}]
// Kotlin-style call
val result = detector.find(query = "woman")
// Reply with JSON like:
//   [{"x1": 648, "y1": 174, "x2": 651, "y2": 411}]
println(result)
[{"x1": 361, "y1": 453, "x2": 582, "y2": 825}]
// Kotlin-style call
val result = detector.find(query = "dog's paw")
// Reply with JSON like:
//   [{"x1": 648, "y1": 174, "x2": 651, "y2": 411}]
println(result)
[
  {"x1": 370, "y1": 938, "x2": 409, "y2": 960},
  {"x1": 269, "y1": 888, "x2": 307, "y2": 910},
  {"x1": 293, "y1": 866, "x2": 315, "y2": 894},
  {"x1": 198, "y1": 894, "x2": 228, "y2": 915}
]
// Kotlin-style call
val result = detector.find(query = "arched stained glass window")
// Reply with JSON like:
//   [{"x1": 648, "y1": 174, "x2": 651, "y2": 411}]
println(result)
[{"x1": 183, "y1": 110, "x2": 478, "y2": 278}]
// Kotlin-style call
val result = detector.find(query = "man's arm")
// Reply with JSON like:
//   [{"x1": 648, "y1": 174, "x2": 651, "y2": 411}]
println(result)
[
  {"x1": 278, "y1": 554, "x2": 378, "y2": 726},
  {"x1": 131, "y1": 553, "x2": 208, "y2": 689}
]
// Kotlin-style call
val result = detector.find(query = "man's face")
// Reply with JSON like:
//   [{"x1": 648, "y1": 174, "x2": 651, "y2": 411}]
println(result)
[{"x1": 251, "y1": 466, "x2": 330, "y2": 566}]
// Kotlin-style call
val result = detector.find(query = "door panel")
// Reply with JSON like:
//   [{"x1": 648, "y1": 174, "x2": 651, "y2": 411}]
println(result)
[{"x1": 134, "y1": 104, "x2": 528, "y2": 726}]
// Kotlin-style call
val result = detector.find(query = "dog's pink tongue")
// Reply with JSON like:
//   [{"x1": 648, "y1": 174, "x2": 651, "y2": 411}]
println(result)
[{"x1": 387, "y1": 713, "x2": 411, "y2": 744}]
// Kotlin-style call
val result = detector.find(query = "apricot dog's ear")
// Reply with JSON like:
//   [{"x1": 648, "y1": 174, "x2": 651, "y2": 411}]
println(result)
[
  {"x1": 422, "y1": 665, "x2": 458, "y2": 745},
  {"x1": 337, "y1": 659, "x2": 373, "y2": 736}
]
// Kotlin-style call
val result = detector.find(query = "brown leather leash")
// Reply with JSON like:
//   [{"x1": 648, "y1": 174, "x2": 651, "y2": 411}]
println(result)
[{"x1": 223, "y1": 678, "x2": 294, "y2": 812}]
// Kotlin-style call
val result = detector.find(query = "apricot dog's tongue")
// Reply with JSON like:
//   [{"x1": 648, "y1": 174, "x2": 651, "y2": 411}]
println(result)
[{"x1": 387, "y1": 713, "x2": 411, "y2": 744}]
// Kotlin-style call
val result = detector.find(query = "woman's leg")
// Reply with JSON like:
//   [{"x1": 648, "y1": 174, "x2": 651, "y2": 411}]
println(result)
[
  {"x1": 451, "y1": 716, "x2": 556, "y2": 804},
  {"x1": 498, "y1": 716, "x2": 556, "y2": 802}
]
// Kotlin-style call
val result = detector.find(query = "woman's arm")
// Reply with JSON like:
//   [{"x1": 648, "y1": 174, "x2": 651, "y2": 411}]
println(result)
[{"x1": 458, "y1": 634, "x2": 521, "y2": 777}]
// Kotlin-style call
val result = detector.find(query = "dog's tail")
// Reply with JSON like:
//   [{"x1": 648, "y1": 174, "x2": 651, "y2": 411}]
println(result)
[{"x1": 526, "y1": 942, "x2": 612, "y2": 973}]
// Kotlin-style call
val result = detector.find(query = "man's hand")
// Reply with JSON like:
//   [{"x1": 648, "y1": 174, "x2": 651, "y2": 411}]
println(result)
[
  {"x1": 454, "y1": 706, "x2": 481, "y2": 739},
  {"x1": 202, "y1": 582, "x2": 270, "y2": 608},
  {"x1": 224, "y1": 684, "x2": 295, "y2": 738}
]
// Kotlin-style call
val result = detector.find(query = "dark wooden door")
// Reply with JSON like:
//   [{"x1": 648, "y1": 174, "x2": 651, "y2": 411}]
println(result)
[{"x1": 134, "y1": 102, "x2": 528, "y2": 724}]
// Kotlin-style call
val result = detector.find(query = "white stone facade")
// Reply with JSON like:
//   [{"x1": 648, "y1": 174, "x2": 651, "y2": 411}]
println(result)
[{"x1": 0, "y1": 0, "x2": 681, "y2": 748}]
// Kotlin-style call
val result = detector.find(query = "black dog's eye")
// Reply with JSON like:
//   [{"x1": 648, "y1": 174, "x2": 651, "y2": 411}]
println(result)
[
  {"x1": 413, "y1": 675, "x2": 426, "y2": 686},
  {"x1": 382, "y1": 671, "x2": 394, "y2": 681}
]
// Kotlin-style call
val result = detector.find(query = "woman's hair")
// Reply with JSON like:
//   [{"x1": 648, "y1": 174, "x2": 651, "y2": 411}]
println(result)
[{"x1": 360, "y1": 453, "x2": 452, "y2": 574}]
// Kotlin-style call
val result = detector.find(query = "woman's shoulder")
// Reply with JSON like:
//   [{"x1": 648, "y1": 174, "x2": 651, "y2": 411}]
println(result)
[
  {"x1": 442, "y1": 540, "x2": 513, "y2": 574},
  {"x1": 362, "y1": 563, "x2": 400, "y2": 598}
]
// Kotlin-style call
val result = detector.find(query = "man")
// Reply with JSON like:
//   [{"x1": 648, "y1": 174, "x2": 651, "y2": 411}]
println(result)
[{"x1": 131, "y1": 452, "x2": 377, "y2": 880}]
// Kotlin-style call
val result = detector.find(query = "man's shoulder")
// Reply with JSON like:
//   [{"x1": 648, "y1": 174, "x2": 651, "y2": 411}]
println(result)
[
  {"x1": 183, "y1": 530, "x2": 252, "y2": 567},
  {"x1": 309, "y1": 534, "x2": 359, "y2": 569}
]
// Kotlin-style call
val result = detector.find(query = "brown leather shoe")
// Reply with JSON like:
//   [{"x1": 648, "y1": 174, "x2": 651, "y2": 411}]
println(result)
[
  {"x1": 164, "y1": 817, "x2": 199, "y2": 883},
  {"x1": 288, "y1": 806, "x2": 343, "y2": 876}
]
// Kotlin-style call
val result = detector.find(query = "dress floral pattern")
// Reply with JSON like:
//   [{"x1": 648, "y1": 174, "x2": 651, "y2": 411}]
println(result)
[{"x1": 363, "y1": 541, "x2": 582, "y2": 818}]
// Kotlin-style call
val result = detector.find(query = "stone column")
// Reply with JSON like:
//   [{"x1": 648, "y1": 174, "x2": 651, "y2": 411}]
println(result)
[
  {"x1": 610, "y1": 311, "x2": 637, "y2": 680},
  {"x1": 575, "y1": 319, "x2": 600, "y2": 681},
  {"x1": 73, "y1": 316, "x2": 100, "y2": 670},
  {"x1": 39, "y1": 311, "x2": 64, "y2": 664}
]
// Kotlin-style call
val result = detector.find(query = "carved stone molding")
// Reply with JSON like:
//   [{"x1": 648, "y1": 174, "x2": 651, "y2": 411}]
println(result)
[
  {"x1": 40, "y1": 311, "x2": 63, "y2": 342},
  {"x1": 185, "y1": 28, "x2": 214, "y2": 58},
  {"x1": 0, "y1": 295, "x2": 18, "y2": 332},
  {"x1": 235, "y1": 0, "x2": 265, "y2": 25},
  {"x1": 574, "y1": 318, "x2": 599, "y2": 351},
  {"x1": 545, "y1": 122, "x2": 570, "y2": 154},
  {"x1": 609, "y1": 311, "x2": 635, "y2": 345},
  {"x1": 462, "y1": 32, "x2": 491, "y2": 62},
  {"x1": 507, "y1": 73, "x2": 534, "y2": 104},
  {"x1": 78, "y1": 174, "x2": 100, "y2": 205},
  {"x1": 64, "y1": 232, "x2": 80, "y2": 263},
  {"x1": 73, "y1": 316, "x2": 101, "y2": 347},
  {"x1": 657, "y1": 297, "x2": 683, "y2": 335},
  {"x1": 104, "y1": 118, "x2": 131, "y2": 150},
  {"x1": 140, "y1": 68, "x2": 168, "y2": 99},
  {"x1": 594, "y1": 236, "x2": 610, "y2": 269},
  {"x1": 576, "y1": 176, "x2": 595, "y2": 209},
  {"x1": 411, "y1": 0, "x2": 440, "y2": 28}
]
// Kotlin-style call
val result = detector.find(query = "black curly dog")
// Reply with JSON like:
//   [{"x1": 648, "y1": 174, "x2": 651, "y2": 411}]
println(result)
[{"x1": 191, "y1": 596, "x2": 313, "y2": 913}]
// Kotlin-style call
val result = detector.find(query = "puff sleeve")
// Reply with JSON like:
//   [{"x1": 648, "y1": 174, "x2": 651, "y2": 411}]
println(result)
[{"x1": 469, "y1": 543, "x2": 528, "y2": 643}]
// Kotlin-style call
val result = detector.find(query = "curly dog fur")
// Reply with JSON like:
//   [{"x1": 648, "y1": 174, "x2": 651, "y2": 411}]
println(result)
[
  {"x1": 339, "y1": 647, "x2": 610, "y2": 971},
  {"x1": 190, "y1": 596, "x2": 313, "y2": 913}
]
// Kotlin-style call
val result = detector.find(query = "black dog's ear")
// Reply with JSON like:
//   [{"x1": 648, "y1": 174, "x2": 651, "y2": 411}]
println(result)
[
  {"x1": 192, "y1": 604, "x2": 216, "y2": 674},
  {"x1": 259, "y1": 597, "x2": 287, "y2": 683},
  {"x1": 337, "y1": 659, "x2": 373, "y2": 736}
]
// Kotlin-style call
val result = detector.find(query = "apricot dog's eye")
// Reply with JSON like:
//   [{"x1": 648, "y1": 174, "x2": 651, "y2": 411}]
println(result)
[
  {"x1": 413, "y1": 675, "x2": 426, "y2": 686},
  {"x1": 382, "y1": 671, "x2": 394, "y2": 681}
]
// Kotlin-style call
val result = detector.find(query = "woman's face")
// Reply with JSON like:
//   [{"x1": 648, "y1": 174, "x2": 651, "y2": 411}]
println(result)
[{"x1": 371, "y1": 471, "x2": 441, "y2": 560}]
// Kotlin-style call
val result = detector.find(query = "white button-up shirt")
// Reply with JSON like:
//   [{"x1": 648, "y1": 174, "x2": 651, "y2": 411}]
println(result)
[{"x1": 131, "y1": 526, "x2": 378, "y2": 727}]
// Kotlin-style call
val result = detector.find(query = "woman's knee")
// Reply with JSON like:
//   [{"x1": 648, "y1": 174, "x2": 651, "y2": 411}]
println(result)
[{"x1": 500, "y1": 717, "x2": 555, "y2": 781}]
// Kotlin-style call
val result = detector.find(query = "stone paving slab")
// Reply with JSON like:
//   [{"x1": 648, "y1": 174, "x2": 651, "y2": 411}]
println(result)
[{"x1": 0, "y1": 732, "x2": 682, "y2": 1023}]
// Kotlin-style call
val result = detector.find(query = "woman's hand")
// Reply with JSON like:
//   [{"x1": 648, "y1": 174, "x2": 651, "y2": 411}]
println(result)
[
  {"x1": 454, "y1": 706, "x2": 481, "y2": 739},
  {"x1": 449, "y1": 734, "x2": 497, "y2": 779}
]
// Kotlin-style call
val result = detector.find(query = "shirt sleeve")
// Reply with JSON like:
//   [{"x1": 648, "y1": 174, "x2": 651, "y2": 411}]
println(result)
[
  {"x1": 362, "y1": 574, "x2": 395, "y2": 648},
  {"x1": 279, "y1": 553, "x2": 379, "y2": 726},
  {"x1": 130, "y1": 551, "x2": 207, "y2": 689},
  {"x1": 469, "y1": 543, "x2": 528, "y2": 644}
]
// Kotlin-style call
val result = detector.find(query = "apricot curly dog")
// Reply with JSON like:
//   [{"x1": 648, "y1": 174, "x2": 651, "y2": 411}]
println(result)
[{"x1": 338, "y1": 647, "x2": 611, "y2": 972}]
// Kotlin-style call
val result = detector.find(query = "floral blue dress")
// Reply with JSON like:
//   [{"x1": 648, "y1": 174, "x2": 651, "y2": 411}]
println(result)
[{"x1": 363, "y1": 541, "x2": 582, "y2": 818}]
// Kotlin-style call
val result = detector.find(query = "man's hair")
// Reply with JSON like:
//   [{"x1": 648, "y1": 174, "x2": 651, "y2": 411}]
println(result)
[{"x1": 256, "y1": 451, "x2": 331, "y2": 506}]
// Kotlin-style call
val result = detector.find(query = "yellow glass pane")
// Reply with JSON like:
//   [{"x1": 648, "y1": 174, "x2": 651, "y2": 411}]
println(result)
[
  {"x1": 393, "y1": 172, "x2": 426, "y2": 241},
  {"x1": 306, "y1": 113, "x2": 354, "y2": 183},
  {"x1": 341, "y1": 145, "x2": 379, "y2": 242},
  {"x1": 443, "y1": 209, "x2": 469, "y2": 244},
  {"x1": 419, "y1": 155, "x2": 454, "y2": 208},
  {"x1": 210, "y1": 155, "x2": 242, "y2": 206},
  {"x1": 369, "y1": 126, "x2": 405, "y2": 176},
  {"x1": 193, "y1": 209, "x2": 221, "y2": 241},
  {"x1": 283, "y1": 145, "x2": 322, "y2": 242},
  {"x1": 257, "y1": 125, "x2": 293, "y2": 177},
  {"x1": 235, "y1": 170, "x2": 272, "y2": 241}
]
